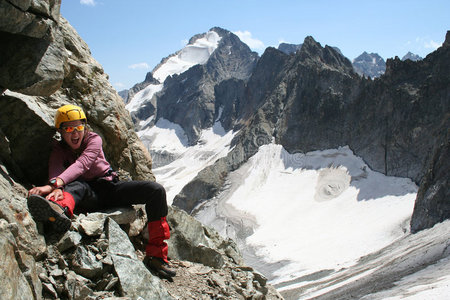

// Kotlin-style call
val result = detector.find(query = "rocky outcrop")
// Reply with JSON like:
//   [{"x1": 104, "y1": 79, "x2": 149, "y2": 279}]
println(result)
[
  {"x1": 352, "y1": 51, "x2": 386, "y2": 78},
  {"x1": 0, "y1": 0, "x2": 65, "y2": 96}
]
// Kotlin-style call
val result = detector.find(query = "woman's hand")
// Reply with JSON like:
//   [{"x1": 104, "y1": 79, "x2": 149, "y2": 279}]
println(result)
[
  {"x1": 28, "y1": 185, "x2": 53, "y2": 197},
  {"x1": 46, "y1": 188, "x2": 64, "y2": 201}
]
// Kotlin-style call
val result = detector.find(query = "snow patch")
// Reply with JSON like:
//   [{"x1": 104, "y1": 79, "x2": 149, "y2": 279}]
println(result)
[
  {"x1": 139, "y1": 119, "x2": 235, "y2": 204},
  {"x1": 153, "y1": 30, "x2": 221, "y2": 82},
  {"x1": 138, "y1": 118, "x2": 189, "y2": 155},
  {"x1": 125, "y1": 84, "x2": 163, "y2": 113}
]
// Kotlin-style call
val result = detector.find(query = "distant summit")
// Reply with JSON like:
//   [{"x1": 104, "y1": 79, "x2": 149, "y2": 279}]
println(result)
[
  {"x1": 352, "y1": 51, "x2": 386, "y2": 78},
  {"x1": 278, "y1": 43, "x2": 302, "y2": 55},
  {"x1": 402, "y1": 51, "x2": 423, "y2": 61}
]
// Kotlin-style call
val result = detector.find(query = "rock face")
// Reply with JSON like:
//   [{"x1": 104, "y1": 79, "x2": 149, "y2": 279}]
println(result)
[
  {"x1": 352, "y1": 51, "x2": 386, "y2": 78},
  {"x1": 410, "y1": 118, "x2": 449, "y2": 233},
  {"x1": 0, "y1": 0, "x2": 65, "y2": 96},
  {"x1": 0, "y1": 2, "x2": 282, "y2": 299}
]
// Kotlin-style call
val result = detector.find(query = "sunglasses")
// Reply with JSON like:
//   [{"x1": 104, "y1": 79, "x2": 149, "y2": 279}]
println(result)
[{"x1": 61, "y1": 125, "x2": 85, "y2": 133}]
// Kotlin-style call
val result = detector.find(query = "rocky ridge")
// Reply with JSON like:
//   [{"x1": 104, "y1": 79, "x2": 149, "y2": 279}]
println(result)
[{"x1": 0, "y1": 1, "x2": 282, "y2": 299}]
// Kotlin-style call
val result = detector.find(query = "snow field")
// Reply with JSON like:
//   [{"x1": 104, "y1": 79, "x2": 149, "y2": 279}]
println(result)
[{"x1": 223, "y1": 145, "x2": 417, "y2": 283}]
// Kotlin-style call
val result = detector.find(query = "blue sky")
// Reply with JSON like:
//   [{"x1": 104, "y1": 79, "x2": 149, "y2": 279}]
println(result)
[{"x1": 61, "y1": 0, "x2": 449, "y2": 91}]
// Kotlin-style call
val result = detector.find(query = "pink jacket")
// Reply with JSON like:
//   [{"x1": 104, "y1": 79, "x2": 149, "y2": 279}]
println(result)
[{"x1": 48, "y1": 132, "x2": 111, "y2": 184}]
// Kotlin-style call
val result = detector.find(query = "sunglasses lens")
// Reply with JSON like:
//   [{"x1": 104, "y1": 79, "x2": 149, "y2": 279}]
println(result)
[{"x1": 62, "y1": 125, "x2": 84, "y2": 133}]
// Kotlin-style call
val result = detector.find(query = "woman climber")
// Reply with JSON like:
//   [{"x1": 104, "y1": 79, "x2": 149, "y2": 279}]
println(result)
[{"x1": 27, "y1": 104, "x2": 175, "y2": 278}]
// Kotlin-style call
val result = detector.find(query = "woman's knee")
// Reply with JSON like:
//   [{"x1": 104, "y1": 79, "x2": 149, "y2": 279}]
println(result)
[
  {"x1": 145, "y1": 181, "x2": 168, "y2": 220},
  {"x1": 145, "y1": 181, "x2": 166, "y2": 202}
]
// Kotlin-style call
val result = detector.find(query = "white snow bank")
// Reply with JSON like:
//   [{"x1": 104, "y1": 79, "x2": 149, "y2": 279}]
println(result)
[
  {"x1": 125, "y1": 83, "x2": 163, "y2": 113},
  {"x1": 153, "y1": 30, "x2": 221, "y2": 82},
  {"x1": 199, "y1": 144, "x2": 417, "y2": 284},
  {"x1": 138, "y1": 118, "x2": 189, "y2": 155}
]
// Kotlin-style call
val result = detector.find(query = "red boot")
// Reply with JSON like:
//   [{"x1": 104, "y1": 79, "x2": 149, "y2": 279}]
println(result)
[
  {"x1": 27, "y1": 192, "x2": 75, "y2": 233},
  {"x1": 144, "y1": 217, "x2": 176, "y2": 278},
  {"x1": 52, "y1": 191, "x2": 75, "y2": 218}
]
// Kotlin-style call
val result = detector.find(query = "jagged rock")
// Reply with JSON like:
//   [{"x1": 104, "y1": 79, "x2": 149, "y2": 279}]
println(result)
[
  {"x1": 160, "y1": 260, "x2": 283, "y2": 299},
  {"x1": 105, "y1": 206, "x2": 147, "y2": 236},
  {"x1": 57, "y1": 231, "x2": 83, "y2": 252},
  {"x1": 167, "y1": 204, "x2": 242, "y2": 268},
  {"x1": 72, "y1": 246, "x2": 104, "y2": 279},
  {"x1": 1, "y1": 16, "x2": 156, "y2": 185},
  {"x1": 77, "y1": 213, "x2": 107, "y2": 237},
  {"x1": 106, "y1": 218, "x2": 173, "y2": 299},
  {"x1": 0, "y1": 223, "x2": 36, "y2": 299},
  {"x1": 65, "y1": 271, "x2": 94, "y2": 300},
  {"x1": 0, "y1": 0, "x2": 65, "y2": 95},
  {"x1": 122, "y1": 71, "x2": 160, "y2": 104},
  {"x1": 0, "y1": 191, "x2": 46, "y2": 259}
]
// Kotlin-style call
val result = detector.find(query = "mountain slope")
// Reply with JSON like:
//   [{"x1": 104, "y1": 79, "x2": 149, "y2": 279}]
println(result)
[{"x1": 126, "y1": 27, "x2": 259, "y2": 145}]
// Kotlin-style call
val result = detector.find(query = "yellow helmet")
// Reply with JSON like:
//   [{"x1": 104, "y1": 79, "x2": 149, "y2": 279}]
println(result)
[{"x1": 54, "y1": 104, "x2": 87, "y2": 128}]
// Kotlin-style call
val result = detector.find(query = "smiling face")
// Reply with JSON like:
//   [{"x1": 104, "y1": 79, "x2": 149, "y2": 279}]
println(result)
[{"x1": 59, "y1": 120, "x2": 85, "y2": 150}]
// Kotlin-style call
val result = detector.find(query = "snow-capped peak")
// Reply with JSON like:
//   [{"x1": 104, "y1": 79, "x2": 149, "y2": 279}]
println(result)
[{"x1": 152, "y1": 30, "x2": 222, "y2": 82}]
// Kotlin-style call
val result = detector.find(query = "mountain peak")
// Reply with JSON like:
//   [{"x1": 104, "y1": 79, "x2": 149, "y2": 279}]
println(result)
[
  {"x1": 444, "y1": 30, "x2": 450, "y2": 47},
  {"x1": 297, "y1": 36, "x2": 353, "y2": 73},
  {"x1": 352, "y1": 52, "x2": 386, "y2": 78},
  {"x1": 402, "y1": 52, "x2": 422, "y2": 61}
]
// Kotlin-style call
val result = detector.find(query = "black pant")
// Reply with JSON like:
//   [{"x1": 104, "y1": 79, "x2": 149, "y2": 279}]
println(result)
[{"x1": 64, "y1": 179, "x2": 168, "y2": 221}]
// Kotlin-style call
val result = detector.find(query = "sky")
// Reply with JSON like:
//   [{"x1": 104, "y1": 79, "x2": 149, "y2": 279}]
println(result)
[{"x1": 61, "y1": 0, "x2": 450, "y2": 91}]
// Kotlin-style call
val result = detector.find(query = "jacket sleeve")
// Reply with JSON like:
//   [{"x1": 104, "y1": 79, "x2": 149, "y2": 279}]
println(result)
[
  {"x1": 52, "y1": 134, "x2": 103, "y2": 184},
  {"x1": 48, "y1": 141, "x2": 68, "y2": 182}
]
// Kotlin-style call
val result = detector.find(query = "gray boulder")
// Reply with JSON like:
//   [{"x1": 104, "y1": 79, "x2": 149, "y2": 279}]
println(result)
[
  {"x1": 106, "y1": 218, "x2": 173, "y2": 299},
  {"x1": 0, "y1": 0, "x2": 65, "y2": 95}
]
